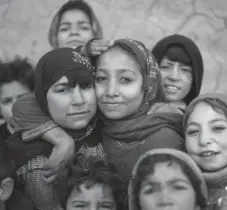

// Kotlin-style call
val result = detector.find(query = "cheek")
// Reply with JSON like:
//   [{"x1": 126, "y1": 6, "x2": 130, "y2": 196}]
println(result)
[
  {"x1": 95, "y1": 83, "x2": 105, "y2": 100},
  {"x1": 139, "y1": 192, "x2": 155, "y2": 210},
  {"x1": 84, "y1": 89, "x2": 97, "y2": 108},
  {"x1": 0, "y1": 104, "x2": 13, "y2": 119}
]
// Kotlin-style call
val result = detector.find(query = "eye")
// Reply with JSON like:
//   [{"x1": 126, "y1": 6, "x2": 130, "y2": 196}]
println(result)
[
  {"x1": 119, "y1": 77, "x2": 133, "y2": 84},
  {"x1": 100, "y1": 203, "x2": 114, "y2": 209},
  {"x1": 80, "y1": 25, "x2": 91, "y2": 30},
  {"x1": 181, "y1": 67, "x2": 192, "y2": 73},
  {"x1": 58, "y1": 25, "x2": 69, "y2": 32},
  {"x1": 212, "y1": 125, "x2": 226, "y2": 132},
  {"x1": 80, "y1": 83, "x2": 93, "y2": 89},
  {"x1": 173, "y1": 184, "x2": 187, "y2": 191},
  {"x1": 1, "y1": 98, "x2": 13, "y2": 105},
  {"x1": 95, "y1": 76, "x2": 107, "y2": 83},
  {"x1": 186, "y1": 128, "x2": 199, "y2": 136},
  {"x1": 74, "y1": 204, "x2": 86, "y2": 208}
]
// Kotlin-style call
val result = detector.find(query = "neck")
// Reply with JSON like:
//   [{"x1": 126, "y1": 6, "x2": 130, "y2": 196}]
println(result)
[
  {"x1": 0, "y1": 201, "x2": 5, "y2": 210},
  {"x1": 203, "y1": 166, "x2": 227, "y2": 189}
]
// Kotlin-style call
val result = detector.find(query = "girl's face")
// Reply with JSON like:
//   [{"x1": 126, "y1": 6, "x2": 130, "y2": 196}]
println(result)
[
  {"x1": 57, "y1": 9, "x2": 94, "y2": 48},
  {"x1": 160, "y1": 57, "x2": 192, "y2": 102},
  {"x1": 185, "y1": 102, "x2": 227, "y2": 171},
  {"x1": 139, "y1": 161, "x2": 197, "y2": 210},
  {"x1": 95, "y1": 47, "x2": 144, "y2": 120},
  {"x1": 0, "y1": 81, "x2": 30, "y2": 131},
  {"x1": 66, "y1": 183, "x2": 117, "y2": 210},
  {"x1": 46, "y1": 76, "x2": 97, "y2": 130}
]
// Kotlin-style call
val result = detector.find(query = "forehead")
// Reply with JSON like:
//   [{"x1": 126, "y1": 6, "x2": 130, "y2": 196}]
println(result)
[
  {"x1": 97, "y1": 47, "x2": 140, "y2": 72},
  {"x1": 0, "y1": 81, "x2": 30, "y2": 99},
  {"x1": 143, "y1": 161, "x2": 189, "y2": 182},
  {"x1": 160, "y1": 57, "x2": 190, "y2": 67},
  {"x1": 188, "y1": 102, "x2": 226, "y2": 123},
  {"x1": 68, "y1": 183, "x2": 114, "y2": 200},
  {"x1": 60, "y1": 8, "x2": 90, "y2": 23}
]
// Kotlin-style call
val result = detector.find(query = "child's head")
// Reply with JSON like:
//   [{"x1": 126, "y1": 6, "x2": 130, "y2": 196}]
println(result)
[
  {"x1": 95, "y1": 39, "x2": 163, "y2": 120},
  {"x1": 129, "y1": 148, "x2": 208, "y2": 210},
  {"x1": 34, "y1": 48, "x2": 97, "y2": 130},
  {"x1": 152, "y1": 34, "x2": 204, "y2": 104},
  {"x1": 184, "y1": 93, "x2": 227, "y2": 172},
  {"x1": 0, "y1": 147, "x2": 15, "y2": 203},
  {"x1": 0, "y1": 57, "x2": 34, "y2": 131},
  {"x1": 62, "y1": 159, "x2": 126, "y2": 210},
  {"x1": 49, "y1": 0, "x2": 103, "y2": 49}
]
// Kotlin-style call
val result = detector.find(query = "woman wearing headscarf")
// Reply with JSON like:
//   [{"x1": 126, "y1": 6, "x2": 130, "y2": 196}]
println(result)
[
  {"x1": 152, "y1": 34, "x2": 204, "y2": 111},
  {"x1": 5, "y1": 48, "x2": 99, "y2": 210}
]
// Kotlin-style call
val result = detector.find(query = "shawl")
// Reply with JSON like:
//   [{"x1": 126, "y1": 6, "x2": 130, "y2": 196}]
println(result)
[
  {"x1": 97, "y1": 39, "x2": 185, "y2": 177},
  {"x1": 152, "y1": 34, "x2": 204, "y2": 104}
]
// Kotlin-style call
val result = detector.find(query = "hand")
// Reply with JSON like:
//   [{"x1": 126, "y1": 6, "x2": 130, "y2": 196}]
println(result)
[
  {"x1": 82, "y1": 39, "x2": 114, "y2": 56},
  {"x1": 42, "y1": 139, "x2": 75, "y2": 183}
]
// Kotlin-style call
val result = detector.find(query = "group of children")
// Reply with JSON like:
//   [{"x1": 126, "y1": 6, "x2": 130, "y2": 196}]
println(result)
[{"x1": 0, "y1": 0, "x2": 227, "y2": 210}]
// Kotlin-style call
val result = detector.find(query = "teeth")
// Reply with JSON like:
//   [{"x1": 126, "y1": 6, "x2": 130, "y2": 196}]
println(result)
[
  {"x1": 166, "y1": 85, "x2": 178, "y2": 90},
  {"x1": 200, "y1": 152, "x2": 217, "y2": 157}
]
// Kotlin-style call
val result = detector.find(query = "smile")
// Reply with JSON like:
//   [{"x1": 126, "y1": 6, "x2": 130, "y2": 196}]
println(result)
[
  {"x1": 199, "y1": 151, "x2": 220, "y2": 157},
  {"x1": 67, "y1": 111, "x2": 88, "y2": 116},
  {"x1": 164, "y1": 84, "x2": 181, "y2": 91}
]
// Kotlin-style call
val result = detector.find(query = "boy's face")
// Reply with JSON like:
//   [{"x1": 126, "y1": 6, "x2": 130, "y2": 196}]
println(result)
[
  {"x1": 185, "y1": 102, "x2": 227, "y2": 171},
  {"x1": 159, "y1": 57, "x2": 192, "y2": 102},
  {"x1": 66, "y1": 183, "x2": 116, "y2": 210},
  {"x1": 139, "y1": 161, "x2": 197, "y2": 210},
  {"x1": 0, "y1": 81, "x2": 30, "y2": 130}
]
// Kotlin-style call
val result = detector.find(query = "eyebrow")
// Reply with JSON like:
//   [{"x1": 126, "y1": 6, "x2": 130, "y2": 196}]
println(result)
[
  {"x1": 59, "y1": 20, "x2": 90, "y2": 25},
  {"x1": 142, "y1": 179, "x2": 189, "y2": 186},
  {"x1": 97, "y1": 68, "x2": 136, "y2": 74},
  {"x1": 187, "y1": 118, "x2": 227, "y2": 126}
]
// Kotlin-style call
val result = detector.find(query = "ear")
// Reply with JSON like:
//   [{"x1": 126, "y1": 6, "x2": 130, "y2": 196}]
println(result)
[{"x1": 0, "y1": 177, "x2": 14, "y2": 201}]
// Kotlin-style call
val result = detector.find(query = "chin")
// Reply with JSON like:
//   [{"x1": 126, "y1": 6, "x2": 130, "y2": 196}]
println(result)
[{"x1": 67, "y1": 121, "x2": 90, "y2": 130}]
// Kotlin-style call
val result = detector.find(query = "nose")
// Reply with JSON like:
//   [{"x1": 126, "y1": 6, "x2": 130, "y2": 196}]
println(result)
[
  {"x1": 106, "y1": 79, "x2": 119, "y2": 97},
  {"x1": 70, "y1": 25, "x2": 80, "y2": 35},
  {"x1": 71, "y1": 86, "x2": 85, "y2": 106},
  {"x1": 168, "y1": 64, "x2": 180, "y2": 81},
  {"x1": 198, "y1": 129, "x2": 212, "y2": 146},
  {"x1": 157, "y1": 188, "x2": 173, "y2": 207}
]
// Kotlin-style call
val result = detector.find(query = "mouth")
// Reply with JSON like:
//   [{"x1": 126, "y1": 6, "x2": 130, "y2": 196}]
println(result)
[
  {"x1": 67, "y1": 40, "x2": 85, "y2": 46},
  {"x1": 163, "y1": 84, "x2": 181, "y2": 92},
  {"x1": 199, "y1": 151, "x2": 220, "y2": 157},
  {"x1": 67, "y1": 111, "x2": 89, "y2": 116},
  {"x1": 101, "y1": 102, "x2": 123, "y2": 107}
]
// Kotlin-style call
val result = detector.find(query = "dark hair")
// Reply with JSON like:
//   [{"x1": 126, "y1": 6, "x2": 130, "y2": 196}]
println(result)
[
  {"x1": 0, "y1": 147, "x2": 15, "y2": 183},
  {"x1": 48, "y1": 0, "x2": 103, "y2": 48},
  {"x1": 132, "y1": 154, "x2": 204, "y2": 210},
  {"x1": 59, "y1": 155, "x2": 127, "y2": 209},
  {"x1": 184, "y1": 98, "x2": 227, "y2": 131},
  {"x1": 0, "y1": 56, "x2": 34, "y2": 91}
]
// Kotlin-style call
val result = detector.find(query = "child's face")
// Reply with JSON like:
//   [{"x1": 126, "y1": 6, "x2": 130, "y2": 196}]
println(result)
[
  {"x1": 0, "y1": 81, "x2": 30, "y2": 129},
  {"x1": 95, "y1": 47, "x2": 144, "y2": 120},
  {"x1": 57, "y1": 9, "x2": 94, "y2": 48},
  {"x1": 139, "y1": 161, "x2": 197, "y2": 210},
  {"x1": 66, "y1": 183, "x2": 116, "y2": 210},
  {"x1": 46, "y1": 76, "x2": 97, "y2": 130},
  {"x1": 185, "y1": 102, "x2": 227, "y2": 171},
  {"x1": 159, "y1": 57, "x2": 192, "y2": 102}
]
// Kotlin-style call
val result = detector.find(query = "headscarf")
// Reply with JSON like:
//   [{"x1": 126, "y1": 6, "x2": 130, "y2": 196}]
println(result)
[
  {"x1": 128, "y1": 148, "x2": 208, "y2": 210},
  {"x1": 96, "y1": 39, "x2": 184, "y2": 178},
  {"x1": 152, "y1": 34, "x2": 204, "y2": 104},
  {"x1": 49, "y1": 0, "x2": 103, "y2": 48},
  {"x1": 98, "y1": 39, "x2": 183, "y2": 143}
]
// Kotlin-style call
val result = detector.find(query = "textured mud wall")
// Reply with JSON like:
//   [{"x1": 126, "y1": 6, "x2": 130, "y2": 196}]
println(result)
[{"x1": 0, "y1": 0, "x2": 227, "y2": 93}]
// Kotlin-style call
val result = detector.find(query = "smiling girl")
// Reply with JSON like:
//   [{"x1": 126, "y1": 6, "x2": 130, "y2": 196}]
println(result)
[{"x1": 184, "y1": 93, "x2": 227, "y2": 209}]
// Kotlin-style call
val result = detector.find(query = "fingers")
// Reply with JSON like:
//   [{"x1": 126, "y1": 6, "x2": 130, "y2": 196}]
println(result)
[{"x1": 90, "y1": 40, "x2": 115, "y2": 55}]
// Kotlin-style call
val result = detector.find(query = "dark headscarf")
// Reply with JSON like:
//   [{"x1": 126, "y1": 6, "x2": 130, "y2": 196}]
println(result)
[
  {"x1": 97, "y1": 39, "x2": 184, "y2": 177},
  {"x1": 152, "y1": 34, "x2": 204, "y2": 104}
]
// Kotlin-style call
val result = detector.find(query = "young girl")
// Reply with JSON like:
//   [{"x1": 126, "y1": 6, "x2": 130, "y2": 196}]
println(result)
[
  {"x1": 60, "y1": 157, "x2": 126, "y2": 210},
  {"x1": 5, "y1": 48, "x2": 99, "y2": 210},
  {"x1": 184, "y1": 93, "x2": 227, "y2": 209},
  {"x1": 129, "y1": 148, "x2": 208, "y2": 210}
]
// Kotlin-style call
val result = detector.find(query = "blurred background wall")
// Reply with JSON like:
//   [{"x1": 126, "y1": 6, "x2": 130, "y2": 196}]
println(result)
[{"x1": 0, "y1": 0, "x2": 227, "y2": 93}]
